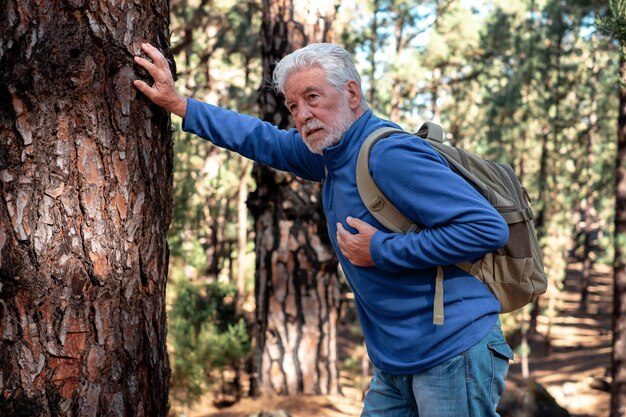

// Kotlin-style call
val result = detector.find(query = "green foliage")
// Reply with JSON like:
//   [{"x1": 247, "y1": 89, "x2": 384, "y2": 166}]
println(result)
[
  {"x1": 168, "y1": 278, "x2": 251, "y2": 406},
  {"x1": 597, "y1": 0, "x2": 626, "y2": 45},
  {"x1": 168, "y1": 0, "x2": 259, "y2": 281},
  {"x1": 167, "y1": 0, "x2": 260, "y2": 408}
]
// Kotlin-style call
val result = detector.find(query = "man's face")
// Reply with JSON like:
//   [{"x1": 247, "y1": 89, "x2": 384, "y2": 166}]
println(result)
[{"x1": 284, "y1": 67, "x2": 356, "y2": 154}]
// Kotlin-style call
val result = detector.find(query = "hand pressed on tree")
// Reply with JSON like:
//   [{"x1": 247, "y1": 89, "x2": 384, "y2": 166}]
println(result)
[
  {"x1": 336, "y1": 216, "x2": 379, "y2": 267},
  {"x1": 133, "y1": 43, "x2": 187, "y2": 118}
]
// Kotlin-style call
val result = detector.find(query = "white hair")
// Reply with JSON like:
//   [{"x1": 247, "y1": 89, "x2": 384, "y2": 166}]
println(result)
[{"x1": 272, "y1": 43, "x2": 369, "y2": 109}]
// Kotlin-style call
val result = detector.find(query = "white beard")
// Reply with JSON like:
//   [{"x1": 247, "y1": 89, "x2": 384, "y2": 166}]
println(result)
[{"x1": 301, "y1": 95, "x2": 356, "y2": 155}]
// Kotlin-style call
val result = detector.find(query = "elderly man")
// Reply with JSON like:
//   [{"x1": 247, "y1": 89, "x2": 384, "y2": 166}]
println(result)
[{"x1": 134, "y1": 42, "x2": 513, "y2": 417}]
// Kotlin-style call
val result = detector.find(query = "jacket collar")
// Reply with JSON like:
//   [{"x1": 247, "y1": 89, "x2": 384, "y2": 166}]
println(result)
[
  {"x1": 322, "y1": 110, "x2": 402, "y2": 170},
  {"x1": 322, "y1": 110, "x2": 374, "y2": 169}
]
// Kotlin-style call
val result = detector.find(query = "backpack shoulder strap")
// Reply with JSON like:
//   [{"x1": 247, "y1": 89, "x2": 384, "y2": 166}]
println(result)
[
  {"x1": 356, "y1": 127, "x2": 420, "y2": 234},
  {"x1": 356, "y1": 124, "x2": 447, "y2": 325},
  {"x1": 416, "y1": 122, "x2": 445, "y2": 143},
  {"x1": 356, "y1": 123, "x2": 446, "y2": 234}
]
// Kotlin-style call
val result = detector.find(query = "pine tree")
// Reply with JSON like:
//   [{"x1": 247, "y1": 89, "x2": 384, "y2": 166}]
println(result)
[
  {"x1": 247, "y1": 0, "x2": 341, "y2": 397},
  {"x1": 0, "y1": 1, "x2": 173, "y2": 415},
  {"x1": 597, "y1": 1, "x2": 626, "y2": 415}
]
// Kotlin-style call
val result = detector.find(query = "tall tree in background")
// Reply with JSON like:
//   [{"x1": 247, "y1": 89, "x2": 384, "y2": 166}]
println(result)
[
  {"x1": 598, "y1": 1, "x2": 626, "y2": 415},
  {"x1": 614, "y1": 40, "x2": 626, "y2": 417},
  {"x1": 368, "y1": 0, "x2": 382, "y2": 108},
  {"x1": 388, "y1": 0, "x2": 416, "y2": 123},
  {"x1": 576, "y1": 37, "x2": 603, "y2": 312},
  {"x1": 0, "y1": 1, "x2": 173, "y2": 416},
  {"x1": 247, "y1": 0, "x2": 341, "y2": 396}
]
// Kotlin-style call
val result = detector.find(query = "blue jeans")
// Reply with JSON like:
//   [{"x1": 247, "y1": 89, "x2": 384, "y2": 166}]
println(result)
[{"x1": 361, "y1": 324, "x2": 514, "y2": 417}]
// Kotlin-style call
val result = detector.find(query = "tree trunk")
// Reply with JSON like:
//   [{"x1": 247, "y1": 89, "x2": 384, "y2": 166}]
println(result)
[
  {"x1": 389, "y1": 15, "x2": 405, "y2": 124},
  {"x1": 0, "y1": 2, "x2": 173, "y2": 416},
  {"x1": 535, "y1": 27, "x2": 566, "y2": 352},
  {"x1": 579, "y1": 56, "x2": 601, "y2": 313},
  {"x1": 237, "y1": 157, "x2": 251, "y2": 311},
  {"x1": 528, "y1": 127, "x2": 549, "y2": 337},
  {"x1": 368, "y1": 0, "x2": 380, "y2": 109},
  {"x1": 580, "y1": 143, "x2": 597, "y2": 313},
  {"x1": 612, "y1": 51, "x2": 626, "y2": 417},
  {"x1": 247, "y1": 0, "x2": 340, "y2": 397}
]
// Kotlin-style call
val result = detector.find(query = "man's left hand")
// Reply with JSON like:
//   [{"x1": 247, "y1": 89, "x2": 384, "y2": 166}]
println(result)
[
  {"x1": 133, "y1": 43, "x2": 187, "y2": 117},
  {"x1": 336, "y1": 217, "x2": 378, "y2": 267}
]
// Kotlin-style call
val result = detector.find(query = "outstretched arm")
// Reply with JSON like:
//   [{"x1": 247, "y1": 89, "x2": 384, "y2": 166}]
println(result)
[
  {"x1": 133, "y1": 43, "x2": 187, "y2": 118},
  {"x1": 133, "y1": 43, "x2": 325, "y2": 182}
]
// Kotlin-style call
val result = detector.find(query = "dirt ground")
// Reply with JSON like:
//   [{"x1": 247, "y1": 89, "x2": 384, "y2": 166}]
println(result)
[
  {"x1": 171, "y1": 263, "x2": 612, "y2": 417},
  {"x1": 506, "y1": 263, "x2": 612, "y2": 417}
]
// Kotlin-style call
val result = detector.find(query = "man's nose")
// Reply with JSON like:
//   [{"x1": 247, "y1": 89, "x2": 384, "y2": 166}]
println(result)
[{"x1": 296, "y1": 105, "x2": 314, "y2": 125}]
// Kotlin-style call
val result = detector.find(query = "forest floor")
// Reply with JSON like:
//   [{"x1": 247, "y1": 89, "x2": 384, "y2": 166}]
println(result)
[
  {"x1": 171, "y1": 263, "x2": 612, "y2": 417},
  {"x1": 506, "y1": 263, "x2": 612, "y2": 417}
]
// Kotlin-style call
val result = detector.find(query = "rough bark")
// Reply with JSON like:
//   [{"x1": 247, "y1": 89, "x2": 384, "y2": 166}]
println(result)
[
  {"x1": 0, "y1": 2, "x2": 173, "y2": 416},
  {"x1": 247, "y1": 0, "x2": 340, "y2": 397}
]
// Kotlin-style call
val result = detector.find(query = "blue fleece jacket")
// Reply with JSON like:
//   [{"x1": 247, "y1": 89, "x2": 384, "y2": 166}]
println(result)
[{"x1": 182, "y1": 98, "x2": 509, "y2": 374}]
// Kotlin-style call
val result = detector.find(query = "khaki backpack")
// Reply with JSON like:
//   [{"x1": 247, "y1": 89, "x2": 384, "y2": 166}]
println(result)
[{"x1": 356, "y1": 123, "x2": 548, "y2": 325}]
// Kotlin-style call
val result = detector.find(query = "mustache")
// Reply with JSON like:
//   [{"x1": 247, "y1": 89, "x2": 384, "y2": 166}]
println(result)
[{"x1": 303, "y1": 119, "x2": 325, "y2": 137}]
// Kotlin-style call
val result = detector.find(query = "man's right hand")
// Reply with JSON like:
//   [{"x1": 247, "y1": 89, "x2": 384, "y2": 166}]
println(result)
[{"x1": 133, "y1": 43, "x2": 187, "y2": 118}]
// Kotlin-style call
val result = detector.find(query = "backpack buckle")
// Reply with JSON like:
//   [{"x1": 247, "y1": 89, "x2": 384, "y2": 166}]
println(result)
[{"x1": 369, "y1": 197, "x2": 385, "y2": 212}]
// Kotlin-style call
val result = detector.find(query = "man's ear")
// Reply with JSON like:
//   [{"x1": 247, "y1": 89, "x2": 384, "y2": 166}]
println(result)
[{"x1": 346, "y1": 80, "x2": 363, "y2": 110}]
